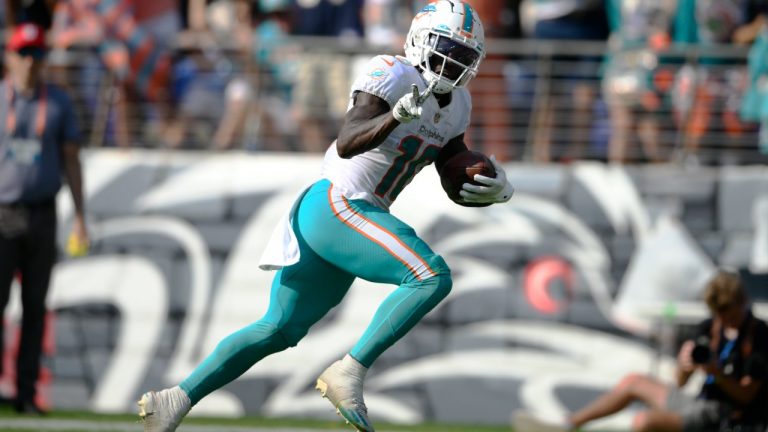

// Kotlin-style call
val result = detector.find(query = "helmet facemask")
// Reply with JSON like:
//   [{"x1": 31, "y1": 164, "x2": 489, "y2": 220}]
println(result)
[{"x1": 422, "y1": 33, "x2": 481, "y2": 94}]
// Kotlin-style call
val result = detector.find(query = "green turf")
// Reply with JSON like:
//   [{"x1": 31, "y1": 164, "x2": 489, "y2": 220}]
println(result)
[{"x1": 0, "y1": 407, "x2": 515, "y2": 431}]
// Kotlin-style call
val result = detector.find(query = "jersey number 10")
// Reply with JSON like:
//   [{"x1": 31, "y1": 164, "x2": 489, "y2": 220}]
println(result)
[{"x1": 374, "y1": 135, "x2": 441, "y2": 202}]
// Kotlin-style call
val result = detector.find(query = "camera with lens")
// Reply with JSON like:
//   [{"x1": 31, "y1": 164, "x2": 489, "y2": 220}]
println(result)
[{"x1": 691, "y1": 335, "x2": 712, "y2": 364}]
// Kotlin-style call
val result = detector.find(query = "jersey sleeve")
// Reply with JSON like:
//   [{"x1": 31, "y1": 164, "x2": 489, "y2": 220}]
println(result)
[{"x1": 350, "y1": 55, "x2": 411, "y2": 108}]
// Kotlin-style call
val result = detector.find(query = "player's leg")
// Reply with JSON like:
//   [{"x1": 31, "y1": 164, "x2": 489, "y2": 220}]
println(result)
[
  {"x1": 297, "y1": 180, "x2": 451, "y2": 431},
  {"x1": 140, "y1": 215, "x2": 355, "y2": 432},
  {"x1": 299, "y1": 181, "x2": 452, "y2": 367},
  {"x1": 178, "y1": 249, "x2": 355, "y2": 405}
]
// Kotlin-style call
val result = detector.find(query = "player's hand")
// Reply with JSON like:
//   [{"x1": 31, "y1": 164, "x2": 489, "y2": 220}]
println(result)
[
  {"x1": 393, "y1": 81, "x2": 436, "y2": 123},
  {"x1": 459, "y1": 155, "x2": 515, "y2": 204}
]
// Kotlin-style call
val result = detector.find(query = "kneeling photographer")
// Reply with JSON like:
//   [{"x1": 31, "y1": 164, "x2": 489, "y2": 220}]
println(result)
[
  {"x1": 676, "y1": 271, "x2": 768, "y2": 432},
  {"x1": 516, "y1": 270, "x2": 768, "y2": 432}
]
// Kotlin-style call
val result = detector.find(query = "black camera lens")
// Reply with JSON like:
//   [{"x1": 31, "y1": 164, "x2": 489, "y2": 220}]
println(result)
[{"x1": 691, "y1": 336, "x2": 711, "y2": 364}]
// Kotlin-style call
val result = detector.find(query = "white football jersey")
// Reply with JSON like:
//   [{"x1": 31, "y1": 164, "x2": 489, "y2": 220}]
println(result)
[{"x1": 321, "y1": 54, "x2": 472, "y2": 210}]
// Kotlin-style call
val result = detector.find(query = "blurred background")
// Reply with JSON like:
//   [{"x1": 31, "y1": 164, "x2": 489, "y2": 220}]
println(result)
[{"x1": 1, "y1": 0, "x2": 768, "y2": 430}]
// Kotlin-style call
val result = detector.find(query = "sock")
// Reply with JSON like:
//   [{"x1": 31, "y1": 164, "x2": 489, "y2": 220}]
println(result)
[
  {"x1": 340, "y1": 354, "x2": 368, "y2": 382},
  {"x1": 169, "y1": 386, "x2": 192, "y2": 413}
]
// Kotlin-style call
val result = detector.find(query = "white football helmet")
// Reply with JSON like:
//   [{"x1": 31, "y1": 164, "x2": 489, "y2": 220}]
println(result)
[{"x1": 404, "y1": 0, "x2": 486, "y2": 94}]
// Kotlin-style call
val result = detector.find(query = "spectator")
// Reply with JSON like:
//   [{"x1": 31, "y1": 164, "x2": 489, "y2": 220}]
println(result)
[
  {"x1": 4, "y1": 0, "x2": 55, "y2": 29},
  {"x1": 211, "y1": 73, "x2": 254, "y2": 150},
  {"x1": 474, "y1": 0, "x2": 521, "y2": 39},
  {"x1": 241, "y1": 0, "x2": 300, "y2": 151},
  {"x1": 0, "y1": 24, "x2": 88, "y2": 414},
  {"x1": 739, "y1": 1, "x2": 768, "y2": 156},
  {"x1": 171, "y1": 1, "x2": 244, "y2": 150},
  {"x1": 603, "y1": 0, "x2": 749, "y2": 165},
  {"x1": 733, "y1": 0, "x2": 768, "y2": 46},
  {"x1": 515, "y1": 270, "x2": 768, "y2": 432},
  {"x1": 184, "y1": 0, "x2": 251, "y2": 47},
  {"x1": 520, "y1": 0, "x2": 609, "y2": 162},
  {"x1": 134, "y1": 0, "x2": 181, "y2": 50},
  {"x1": 671, "y1": 0, "x2": 752, "y2": 165},
  {"x1": 363, "y1": 0, "x2": 413, "y2": 48},
  {"x1": 290, "y1": 0, "x2": 364, "y2": 152},
  {"x1": 471, "y1": 1, "x2": 521, "y2": 161},
  {"x1": 51, "y1": 0, "x2": 174, "y2": 148},
  {"x1": 602, "y1": 0, "x2": 678, "y2": 163},
  {"x1": 169, "y1": 49, "x2": 234, "y2": 149},
  {"x1": 178, "y1": 0, "x2": 301, "y2": 151}
]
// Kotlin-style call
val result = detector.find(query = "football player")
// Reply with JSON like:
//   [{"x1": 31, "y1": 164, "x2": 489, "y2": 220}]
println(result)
[{"x1": 138, "y1": 1, "x2": 513, "y2": 431}]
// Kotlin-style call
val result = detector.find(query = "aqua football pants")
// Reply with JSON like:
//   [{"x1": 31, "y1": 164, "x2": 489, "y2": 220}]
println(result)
[{"x1": 180, "y1": 179, "x2": 452, "y2": 405}]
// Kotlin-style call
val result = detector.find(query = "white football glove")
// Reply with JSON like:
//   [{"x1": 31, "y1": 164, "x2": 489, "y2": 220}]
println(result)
[
  {"x1": 459, "y1": 155, "x2": 515, "y2": 204},
  {"x1": 393, "y1": 81, "x2": 436, "y2": 123}
]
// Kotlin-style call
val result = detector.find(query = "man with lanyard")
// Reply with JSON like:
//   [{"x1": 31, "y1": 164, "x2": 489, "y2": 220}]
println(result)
[
  {"x1": 0, "y1": 23, "x2": 88, "y2": 414},
  {"x1": 516, "y1": 270, "x2": 768, "y2": 432}
]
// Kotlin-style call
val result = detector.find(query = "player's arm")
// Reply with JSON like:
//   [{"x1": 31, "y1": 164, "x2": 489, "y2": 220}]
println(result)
[
  {"x1": 439, "y1": 138, "x2": 514, "y2": 204},
  {"x1": 434, "y1": 134, "x2": 469, "y2": 173},
  {"x1": 335, "y1": 91, "x2": 401, "y2": 159},
  {"x1": 337, "y1": 82, "x2": 435, "y2": 158}
]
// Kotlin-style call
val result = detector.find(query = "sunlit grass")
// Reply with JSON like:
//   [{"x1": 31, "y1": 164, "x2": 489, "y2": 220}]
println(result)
[{"x1": 0, "y1": 407, "x2": 515, "y2": 431}]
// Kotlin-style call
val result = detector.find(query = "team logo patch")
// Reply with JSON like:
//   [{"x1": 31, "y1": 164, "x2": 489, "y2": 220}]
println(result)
[
  {"x1": 414, "y1": 4, "x2": 435, "y2": 21},
  {"x1": 368, "y1": 68, "x2": 388, "y2": 81}
]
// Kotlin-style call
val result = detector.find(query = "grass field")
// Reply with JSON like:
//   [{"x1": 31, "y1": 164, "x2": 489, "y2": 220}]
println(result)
[{"x1": 0, "y1": 407, "x2": 516, "y2": 432}]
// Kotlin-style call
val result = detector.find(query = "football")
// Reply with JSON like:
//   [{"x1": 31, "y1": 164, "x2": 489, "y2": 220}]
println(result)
[{"x1": 439, "y1": 150, "x2": 496, "y2": 206}]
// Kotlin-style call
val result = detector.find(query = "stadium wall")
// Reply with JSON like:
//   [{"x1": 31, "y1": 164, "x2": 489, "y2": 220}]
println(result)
[{"x1": 4, "y1": 150, "x2": 766, "y2": 429}]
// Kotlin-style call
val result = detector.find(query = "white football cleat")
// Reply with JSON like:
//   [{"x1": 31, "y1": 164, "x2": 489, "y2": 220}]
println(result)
[
  {"x1": 316, "y1": 360, "x2": 375, "y2": 432},
  {"x1": 138, "y1": 386, "x2": 191, "y2": 432}
]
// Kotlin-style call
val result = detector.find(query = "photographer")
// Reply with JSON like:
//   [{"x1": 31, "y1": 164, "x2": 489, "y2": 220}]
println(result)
[
  {"x1": 674, "y1": 271, "x2": 768, "y2": 431},
  {"x1": 517, "y1": 270, "x2": 768, "y2": 432}
]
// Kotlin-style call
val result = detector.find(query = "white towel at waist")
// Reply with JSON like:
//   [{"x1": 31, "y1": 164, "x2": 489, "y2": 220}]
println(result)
[{"x1": 258, "y1": 184, "x2": 313, "y2": 271}]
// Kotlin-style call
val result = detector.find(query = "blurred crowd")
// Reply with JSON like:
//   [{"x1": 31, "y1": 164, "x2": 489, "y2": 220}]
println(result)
[{"x1": 3, "y1": 0, "x2": 768, "y2": 164}]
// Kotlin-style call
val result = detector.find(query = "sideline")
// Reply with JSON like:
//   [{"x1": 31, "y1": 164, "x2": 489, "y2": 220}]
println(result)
[{"x1": 0, "y1": 418, "x2": 352, "y2": 431}]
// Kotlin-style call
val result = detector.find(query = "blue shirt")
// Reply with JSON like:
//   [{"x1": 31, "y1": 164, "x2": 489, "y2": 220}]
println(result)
[
  {"x1": 291, "y1": 0, "x2": 364, "y2": 38},
  {"x1": 0, "y1": 83, "x2": 80, "y2": 204}
]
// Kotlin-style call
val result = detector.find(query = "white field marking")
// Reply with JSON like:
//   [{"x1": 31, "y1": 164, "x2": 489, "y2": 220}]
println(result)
[{"x1": 0, "y1": 418, "x2": 357, "y2": 432}]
